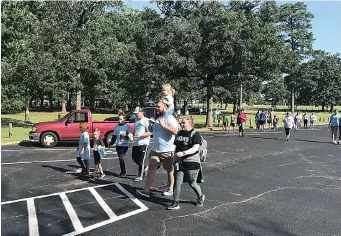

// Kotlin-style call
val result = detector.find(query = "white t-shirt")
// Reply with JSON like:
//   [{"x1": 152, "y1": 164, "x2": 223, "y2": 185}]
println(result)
[
  {"x1": 310, "y1": 115, "x2": 316, "y2": 122},
  {"x1": 283, "y1": 116, "x2": 295, "y2": 128},
  {"x1": 163, "y1": 95, "x2": 174, "y2": 110}
]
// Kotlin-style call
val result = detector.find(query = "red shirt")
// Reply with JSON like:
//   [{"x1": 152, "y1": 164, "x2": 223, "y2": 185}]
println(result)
[{"x1": 237, "y1": 113, "x2": 247, "y2": 123}]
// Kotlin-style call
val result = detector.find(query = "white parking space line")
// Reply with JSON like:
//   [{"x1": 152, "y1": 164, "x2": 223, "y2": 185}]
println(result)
[
  {"x1": 1, "y1": 156, "x2": 118, "y2": 165},
  {"x1": 115, "y1": 183, "x2": 148, "y2": 210},
  {"x1": 1, "y1": 183, "x2": 117, "y2": 205},
  {"x1": 60, "y1": 193, "x2": 83, "y2": 233},
  {"x1": 89, "y1": 188, "x2": 118, "y2": 219},
  {"x1": 2, "y1": 182, "x2": 149, "y2": 236},
  {"x1": 27, "y1": 199, "x2": 39, "y2": 236},
  {"x1": 1, "y1": 149, "x2": 76, "y2": 152}
]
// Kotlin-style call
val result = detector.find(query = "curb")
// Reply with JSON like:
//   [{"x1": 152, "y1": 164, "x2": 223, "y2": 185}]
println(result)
[
  {"x1": 1, "y1": 141, "x2": 21, "y2": 146},
  {"x1": 1, "y1": 140, "x2": 31, "y2": 146}
]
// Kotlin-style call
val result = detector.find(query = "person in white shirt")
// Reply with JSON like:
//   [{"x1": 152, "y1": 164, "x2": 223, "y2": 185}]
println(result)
[
  {"x1": 310, "y1": 112, "x2": 317, "y2": 129},
  {"x1": 283, "y1": 112, "x2": 295, "y2": 141},
  {"x1": 294, "y1": 112, "x2": 302, "y2": 130}
]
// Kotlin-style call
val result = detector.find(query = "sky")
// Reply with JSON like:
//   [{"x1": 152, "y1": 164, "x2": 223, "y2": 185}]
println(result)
[{"x1": 124, "y1": 1, "x2": 341, "y2": 55}]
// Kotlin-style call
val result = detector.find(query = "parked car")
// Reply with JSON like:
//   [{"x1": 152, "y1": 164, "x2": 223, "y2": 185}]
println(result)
[{"x1": 29, "y1": 109, "x2": 134, "y2": 148}]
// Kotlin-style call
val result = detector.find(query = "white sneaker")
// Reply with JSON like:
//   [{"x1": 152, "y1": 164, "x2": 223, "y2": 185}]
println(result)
[
  {"x1": 333, "y1": 140, "x2": 338, "y2": 144},
  {"x1": 162, "y1": 188, "x2": 173, "y2": 196}
]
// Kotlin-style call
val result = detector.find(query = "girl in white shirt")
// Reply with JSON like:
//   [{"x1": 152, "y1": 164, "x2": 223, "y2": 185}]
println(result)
[
  {"x1": 162, "y1": 84, "x2": 175, "y2": 116},
  {"x1": 283, "y1": 112, "x2": 295, "y2": 141},
  {"x1": 310, "y1": 112, "x2": 317, "y2": 129}
]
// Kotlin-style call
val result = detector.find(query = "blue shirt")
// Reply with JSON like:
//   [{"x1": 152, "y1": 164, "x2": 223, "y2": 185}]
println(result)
[
  {"x1": 330, "y1": 114, "x2": 340, "y2": 127},
  {"x1": 134, "y1": 117, "x2": 150, "y2": 146},
  {"x1": 77, "y1": 132, "x2": 90, "y2": 160},
  {"x1": 255, "y1": 112, "x2": 261, "y2": 120},
  {"x1": 151, "y1": 114, "x2": 178, "y2": 152},
  {"x1": 113, "y1": 123, "x2": 132, "y2": 147},
  {"x1": 260, "y1": 112, "x2": 267, "y2": 121}
]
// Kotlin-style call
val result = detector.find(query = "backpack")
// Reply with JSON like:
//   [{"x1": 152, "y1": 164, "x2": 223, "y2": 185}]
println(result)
[{"x1": 191, "y1": 130, "x2": 208, "y2": 162}]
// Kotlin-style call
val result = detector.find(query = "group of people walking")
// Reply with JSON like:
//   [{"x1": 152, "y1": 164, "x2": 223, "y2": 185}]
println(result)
[{"x1": 76, "y1": 84, "x2": 205, "y2": 210}]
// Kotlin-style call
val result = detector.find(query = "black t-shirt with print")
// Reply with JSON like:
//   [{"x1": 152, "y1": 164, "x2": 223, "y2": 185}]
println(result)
[
  {"x1": 93, "y1": 138, "x2": 105, "y2": 159},
  {"x1": 174, "y1": 129, "x2": 201, "y2": 170}
]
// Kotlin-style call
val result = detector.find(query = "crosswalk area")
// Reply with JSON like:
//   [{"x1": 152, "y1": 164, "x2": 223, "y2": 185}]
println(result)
[{"x1": 1, "y1": 183, "x2": 148, "y2": 236}]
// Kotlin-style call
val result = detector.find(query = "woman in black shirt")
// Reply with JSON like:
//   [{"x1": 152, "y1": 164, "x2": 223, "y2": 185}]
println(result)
[{"x1": 167, "y1": 116, "x2": 205, "y2": 210}]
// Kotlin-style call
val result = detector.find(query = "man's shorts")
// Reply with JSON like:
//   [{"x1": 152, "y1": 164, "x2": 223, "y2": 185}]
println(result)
[{"x1": 149, "y1": 150, "x2": 174, "y2": 172}]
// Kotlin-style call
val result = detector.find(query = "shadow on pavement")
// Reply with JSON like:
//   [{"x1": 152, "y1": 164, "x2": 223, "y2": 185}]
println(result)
[
  {"x1": 42, "y1": 164, "x2": 192, "y2": 208},
  {"x1": 19, "y1": 141, "x2": 79, "y2": 148}
]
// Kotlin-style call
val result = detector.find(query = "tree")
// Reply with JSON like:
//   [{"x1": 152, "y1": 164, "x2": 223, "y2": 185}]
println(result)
[
  {"x1": 262, "y1": 76, "x2": 288, "y2": 107},
  {"x1": 278, "y1": 2, "x2": 314, "y2": 113}
]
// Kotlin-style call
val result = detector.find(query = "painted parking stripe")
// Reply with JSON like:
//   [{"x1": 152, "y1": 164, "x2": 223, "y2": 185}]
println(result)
[
  {"x1": 1, "y1": 156, "x2": 118, "y2": 165},
  {"x1": 115, "y1": 183, "x2": 148, "y2": 210},
  {"x1": 60, "y1": 193, "x2": 83, "y2": 233},
  {"x1": 89, "y1": 188, "x2": 118, "y2": 219},
  {"x1": 2, "y1": 183, "x2": 119, "y2": 205},
  {"x1": 2, "y1": 183, "x2": 149, "y2": 236},
  {"x1": 27, "y1": 199, "x2": 39, "y2": 236}
]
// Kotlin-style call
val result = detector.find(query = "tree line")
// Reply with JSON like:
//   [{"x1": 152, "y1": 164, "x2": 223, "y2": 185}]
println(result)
[{"x1": 1, "y1": 1, "x2": 340, "y2": 127}]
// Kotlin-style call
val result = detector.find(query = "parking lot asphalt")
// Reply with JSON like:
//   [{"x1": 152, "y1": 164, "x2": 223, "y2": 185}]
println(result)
[{"x1": 1, "y1": 127, "x2": 341, "y2": 236}]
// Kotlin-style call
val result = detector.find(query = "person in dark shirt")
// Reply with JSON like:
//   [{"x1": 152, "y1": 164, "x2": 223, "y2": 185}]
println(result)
[
  {"x1": 90, "y1": 128, "x2": 105, "y2": 180},
  {"x1": 167, "y1": 116, "x2": 205, "y2": 210}
]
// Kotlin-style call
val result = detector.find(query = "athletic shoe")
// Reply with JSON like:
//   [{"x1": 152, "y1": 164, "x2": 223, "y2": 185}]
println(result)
[
  {"x1": 119, "y1": 172, "x2": 127, "y2": 177},
  {"x1": 89, "y1": 175, "x2": 96, "y2": 181},
  {"x1": 134, "y1": 176, "x2": 143, "y2": 182},
  {"x1": 197, "y1": 194, "x2": 205, "y2": 207},
  {"x1": 162, "y1": 188, "x2": 173, "y2": 196},
  {"x1": 143, "y1": 166, "x2": 149, "y2": 177},
  {"x1": 333, "y1": 140, "x2": 338, "y2": 144},
  {"x1": 97, "y1": 173, "x2": 105, "y2": 179},
  {"x1": 167, "y1": 202, "x2": 180, "y2": 210},
  {"x1": 136, "y1": 189, "x2": 150, "y2": 198}
]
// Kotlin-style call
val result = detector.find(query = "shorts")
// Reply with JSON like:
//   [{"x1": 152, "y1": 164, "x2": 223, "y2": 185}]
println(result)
[
  {"x1": 149, "y1": 150, "x2": 174, "y2": 172},
  {"x1": 230, "y1": 123, "x2": 235, "y2": 127},
  {"x1": 223, "y1": 122, "x2": 227, "y2": 127},
  {"x1": 259, "y1": 120, "x2": 265, "y2": 125},
  {"x1": 331, "y1": 126, "x2": 338, "y2": 133},
  {"x1": 94, "y1": 155, "x2": 101, "y2": 165}
]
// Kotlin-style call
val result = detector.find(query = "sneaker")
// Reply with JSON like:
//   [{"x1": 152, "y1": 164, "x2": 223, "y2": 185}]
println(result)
[
  {"x1": 167, "y1": 202, "x2": 180, "y2": 210},
  {"x1": 197, "y1": 194, "x2": 205, "y2": 207},
  {"x1": 162, "y1": 188, "x2": 173, "y2": 196},
  {"x1": 136, "y1": 189, "x2": 150, "y2": 198},
  {"x1": 81, "y1": 171, "x2": 90, "y2": 176},
  {"x1": 119, "y1": 172, "x2": 127, "y2": 177},
  {"x1": 134, "y1": 176, "x2": 143, "y2": 182},
  {"x1": 97, "y1": 173, "x2": 105, "y2": 179},
  {"x1": 143, "y1": 166, "x2": 149, "y2": 177},
  {"x1": 89, "y1": 175, "x2": 96, "y2": 181},
  {"x1": 333, "y1": 140, "x2": 338, "y2": 144}
]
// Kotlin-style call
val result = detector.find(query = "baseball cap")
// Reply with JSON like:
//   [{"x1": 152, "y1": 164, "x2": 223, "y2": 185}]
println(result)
[{"x1": 133, "y1": 107, "x2": 144, "y2": 113}]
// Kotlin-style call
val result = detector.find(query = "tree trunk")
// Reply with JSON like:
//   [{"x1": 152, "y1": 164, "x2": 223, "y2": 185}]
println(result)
[
  {"x1": 224, "y1": 103, "x2": 228, "y2": 110},
  {"x1": 61, "y1": 93, "x2": 67, "y2": 113},
  {"x1": 76, "y1": 90, "x2": 81, "y2": 110},
  {"x1": 322, "y1": 102, "x2": 325, "y2": 112},
  {"x1": 239, "y1": 82, "x2": 243, "y2": 110},
  {"x1": 330, "y1": 101, "x2": 334, "y2": 113},
  {"x1": 291, "y1": 87, "x2": 295, "y2": 114},
  {"x1": 205, "y1": 80, "x2": 214, "y2": 128},
  {"x1": 25, "y1": 99, "x2": 30, "y2": 123},
  {"x1": 90, "y1": 94, "x2": 95, "y2": 111},
  {"x1": 40, "y1": 95, "x2": 44, "y2": 108},
  {"x1": 233, "y1": 100, "x2": 237, "y2": 114},
  {"x1": 67, "y1": 92, "x2": 72, "y2": 111},
  {"x1": 48, "y1": 92, "x2": 53, "y2": 110}
]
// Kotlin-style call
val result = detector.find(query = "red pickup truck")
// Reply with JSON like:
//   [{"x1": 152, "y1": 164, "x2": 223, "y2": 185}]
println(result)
[{"x1": 29, "y1": 109, "x2": 134, "y2": 148}]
